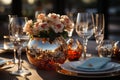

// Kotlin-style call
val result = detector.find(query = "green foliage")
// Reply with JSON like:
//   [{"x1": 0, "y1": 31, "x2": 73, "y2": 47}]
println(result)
[{"x1": 33, "y1": 28, "x2": 68, "y2": 42}]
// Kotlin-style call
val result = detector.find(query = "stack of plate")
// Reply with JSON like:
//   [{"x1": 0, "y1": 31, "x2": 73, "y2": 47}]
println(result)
[{"x1": 59, "y1": 57, "x2": 120, "y2": 78}]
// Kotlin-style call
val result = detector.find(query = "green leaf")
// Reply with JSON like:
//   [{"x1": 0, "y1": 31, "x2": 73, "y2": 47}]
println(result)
[{"x1": 32, "y1": 28, "x2": 68, "y2": 42}]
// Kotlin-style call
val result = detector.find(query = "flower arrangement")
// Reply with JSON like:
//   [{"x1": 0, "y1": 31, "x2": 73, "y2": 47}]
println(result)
[{"x1": 23, "y1": 13, "x2": 74, "y2": 41}]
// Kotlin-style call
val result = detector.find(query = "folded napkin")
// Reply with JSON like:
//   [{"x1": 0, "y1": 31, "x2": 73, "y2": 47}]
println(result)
[{"x1": 77, "y1": 57, "x2": 111, "y2": 70}]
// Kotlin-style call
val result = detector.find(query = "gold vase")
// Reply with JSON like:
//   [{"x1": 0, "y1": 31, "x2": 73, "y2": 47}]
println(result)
[{"x1": 26, "y1": 37, "x2": 67, "y2": 70}]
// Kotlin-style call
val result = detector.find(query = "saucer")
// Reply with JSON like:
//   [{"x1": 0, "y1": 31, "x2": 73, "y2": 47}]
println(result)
[{"x1": 61, "y1": 61, "x2": 120, "y2": 75}]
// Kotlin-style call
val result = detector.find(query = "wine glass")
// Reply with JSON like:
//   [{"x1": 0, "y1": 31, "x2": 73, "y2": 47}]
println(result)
[
  {"x1": 94, "y1": 13, "x2": 105, "y2": 57},
  {"x1": 8, "y1": 15, "x2": 19, "y2": 64},
  {"x1": 75, "y1": 13, "x2": 94, "y2": 59},
  {"x1": 10, "y1": 17, "x2": 31, "y2": 76}
]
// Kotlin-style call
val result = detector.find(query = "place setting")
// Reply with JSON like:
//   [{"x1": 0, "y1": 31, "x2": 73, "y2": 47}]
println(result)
[
  {"x1": 0, "y1": 6, "x2": 120, "y2": 80},
  {"x1": 57, "y1": 57, "x2": 120, "y2": 78},
  {"x1": 56, "y1": 12, "x2": 120, "y2": 78}
]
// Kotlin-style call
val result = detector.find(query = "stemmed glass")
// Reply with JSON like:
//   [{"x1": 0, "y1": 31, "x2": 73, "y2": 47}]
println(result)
[
  {"x1": 8, "y1": 15, "x2": 19, "y2": 64},
  {"x1": 75, "y1": 13, "x2": 94, "y2": 59},
  {"x1": 94, "y1": 13, "x2": 105, "y2": 57},
  {"x1": 9, "y1": 17, "x2": 30, "y2": 76}
]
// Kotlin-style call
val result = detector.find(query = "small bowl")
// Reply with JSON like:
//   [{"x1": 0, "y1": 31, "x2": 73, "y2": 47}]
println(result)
[
  {"x1": 99, "y1": 40, "x2": 114, "y2": 57},
  {"x1": 67, "y1": 38, "x2": 83, "y2": 61}
]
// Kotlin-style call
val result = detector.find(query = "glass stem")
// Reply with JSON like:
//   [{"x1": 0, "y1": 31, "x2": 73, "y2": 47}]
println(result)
[
  {"x1": 97, "y1": 45, "x2": 103, "y2": 57},
  {"x1": 13, "y1": 48, "x2": 17, "y2": 63},
  {"x1": 83, "y1": 38, "x2": 88, "y2": 59},
  {"x1": 18, "y1": 47, "x2": 22, "y2": 72}
]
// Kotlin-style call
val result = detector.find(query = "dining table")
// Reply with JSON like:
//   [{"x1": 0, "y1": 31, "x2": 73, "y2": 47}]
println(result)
[{"x1": 0, "y1": 40, "x2": 120, "y2": 80}]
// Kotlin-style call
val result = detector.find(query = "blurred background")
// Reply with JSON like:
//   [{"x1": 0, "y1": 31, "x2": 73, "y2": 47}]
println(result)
[{"x1": 0, "y1": 0, "x2": 120, "y2": 41}]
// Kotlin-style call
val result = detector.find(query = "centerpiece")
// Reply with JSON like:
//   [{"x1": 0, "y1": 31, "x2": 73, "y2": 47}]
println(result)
[{"x1": 23, "y1": 13, "x2": 74, "y2": 70}]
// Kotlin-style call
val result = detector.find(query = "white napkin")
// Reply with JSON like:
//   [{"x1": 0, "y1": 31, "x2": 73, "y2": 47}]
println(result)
[{"x1": 76, "y1": 57, "x2": 111, "y2": 70}]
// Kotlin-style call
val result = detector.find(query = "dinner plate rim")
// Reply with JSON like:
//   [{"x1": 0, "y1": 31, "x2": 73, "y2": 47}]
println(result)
[
  {"x1": 57, "y1": 69, "x2": 120, "y2": 78},
  {"x1": 60, "y1": 61, "x2": 120, "y2": 75}
]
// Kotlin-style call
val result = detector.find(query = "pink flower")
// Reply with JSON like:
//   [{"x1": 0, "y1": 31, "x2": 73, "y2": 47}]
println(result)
[
  {"x1": 51, "y1": 23, "x2": 64, "y2": 33},
  {"x1": 23, "y1": 20, "x2": 33, "y2": 35},
  {"x1": 60, "y1": 15, "x2": 71, "y2": 25},
  {"x1": 37, "y1": 13, "x2": 46, "y2": 22},
  {"x1": 60, "y1": 15, "x2": 74, "y2": 31},
  {"x1": 47, "y1": 13, "x2": 60, "y2": 23},
  {"x1": 39, "y1": 22, "x2": 49, "y2": 31},
  {"x1": 23, "y1": 13, "x2": 74, "y2": 38}
]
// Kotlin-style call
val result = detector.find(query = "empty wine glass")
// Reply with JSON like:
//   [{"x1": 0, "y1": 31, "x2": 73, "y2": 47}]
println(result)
[
  {"x1": 75, "y1": 13, "x2": 94, "y2": 59},
  {"x1": 10, "y1": 17, "x2": 31, "y2": 76},
  {"x1": 94, "y1": 13, "x2": 105, "y2": 57},
  {"x1": 8, "y1": 15, "x2": 18, "y2": 64}
]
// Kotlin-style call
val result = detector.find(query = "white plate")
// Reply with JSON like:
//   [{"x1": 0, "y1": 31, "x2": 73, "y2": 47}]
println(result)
[
  {"x1": 69, "y1": 61, "x2": 114, "y2": 72},
  {"x1": 61, "y1": 61, "x2": 120, "y2": 75}
]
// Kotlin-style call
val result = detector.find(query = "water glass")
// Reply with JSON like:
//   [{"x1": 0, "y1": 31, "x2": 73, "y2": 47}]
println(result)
[{"x1": 94, "y1": 13, "x2": 105, "y2": 57}]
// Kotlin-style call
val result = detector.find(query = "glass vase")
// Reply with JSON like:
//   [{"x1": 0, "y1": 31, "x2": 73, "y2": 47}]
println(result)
[{"x1": 26, "y1": 37, "x2": 67, "y2": 70}]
